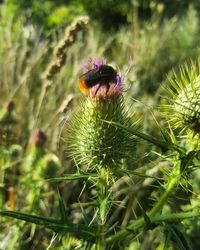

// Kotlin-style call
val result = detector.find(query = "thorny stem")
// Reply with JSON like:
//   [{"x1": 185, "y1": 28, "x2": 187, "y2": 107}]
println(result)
[
  {"x1": 148, "y1": 162, "x2": 180, "y2": 217},
  {"x1": 106, "y1": 210, "x2": 200, "y2": 245},
  {"x1": 106, "y1": 161, "x2": 181, "y2": 245}
]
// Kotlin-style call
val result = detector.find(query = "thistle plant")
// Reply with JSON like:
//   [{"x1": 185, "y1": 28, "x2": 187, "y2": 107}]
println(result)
[
  {"x1": 67, "y1": 59, "x2": 135, "y2": 171},
  {"x1": 162, "y1": 60, "x2": 200, "y2": 150},
  {"x1": 63, "y1": 58, "x2": 136, "y2": 248}
]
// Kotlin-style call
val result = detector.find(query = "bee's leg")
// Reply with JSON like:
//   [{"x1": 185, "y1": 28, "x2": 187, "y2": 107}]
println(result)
[
  {"x1": 105, "y1": 84, "x2": 110, "y2": 94},
  {"x1": 94, "y1": 84, "x2": 101, "y2": 95}
]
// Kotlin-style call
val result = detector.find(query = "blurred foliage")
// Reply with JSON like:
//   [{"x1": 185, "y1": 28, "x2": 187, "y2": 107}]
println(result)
[
  {"x1": 113, "y1": 5, "x2": 199, "y2": 95},
  {"x1": 3, "y1": 0, "x2": 199, "y2": 30},
  {"x1": 4, "y1": 0, "x2": 84, "y2": 29}
]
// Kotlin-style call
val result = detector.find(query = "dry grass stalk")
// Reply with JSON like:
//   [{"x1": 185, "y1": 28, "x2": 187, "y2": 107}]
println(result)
[{"x1": 44, "y1": 16, "x2": 90, "y2": 81}]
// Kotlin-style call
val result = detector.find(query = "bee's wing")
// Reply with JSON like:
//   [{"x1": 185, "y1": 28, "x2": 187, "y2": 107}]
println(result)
[
  {"x1": 79, "y1": 67, "x2": 114, "y2": 82},
  {"x1": 79, "y1": 69, "x2": 98, "y2": 79}
]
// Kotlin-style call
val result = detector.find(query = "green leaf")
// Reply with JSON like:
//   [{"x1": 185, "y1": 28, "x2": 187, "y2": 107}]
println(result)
[
  {"x1": 106, "y1": 210, "x2": 200, "y2": 245},
  {"x1": 79, "y1": 201, "x2": 93, "y2": 226},
  {"x1": 0, "y1": 210, "x2": 70, "y2": 231},
  {"x1": 116, "y1": 168, "x2": 162, "y2": 181},
  {"x1": 102, "y1": 120, "x2": 184, "y2": 154},
  {"x1": 139, "y1": 202, "x2": 157, "y2": 231},
  {"x1": 164, "y1": 224, "x2": 192, "y2": 250},
  {"x1": 159, "y1": 125, "x2": 176, "y2": 145},
  {"x1": 58, "y1": 190, "x2": 68, "y2": 223},
  {"x1": 180, "y1": 150, "x2": 196, "y2": 172},
  {"x1": 0, "y1": 211, "x2": 96, "y2": 238}
]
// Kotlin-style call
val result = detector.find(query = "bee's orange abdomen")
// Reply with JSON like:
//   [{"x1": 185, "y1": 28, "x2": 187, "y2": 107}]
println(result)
[{"x1": 79, "y1": 78, "x2": 90, "y2": 94}]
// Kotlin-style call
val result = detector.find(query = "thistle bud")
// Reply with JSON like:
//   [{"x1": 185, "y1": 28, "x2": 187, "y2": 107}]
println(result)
[
  {"x1": 162, "y1": 62, "x2": 200, "y2": 148},
  {"x1": 0, "y1": 100, "x2": 17, "y2": 125},
  {"x1": 39, "y1": 153, "x2": 61, "y2": 178}
]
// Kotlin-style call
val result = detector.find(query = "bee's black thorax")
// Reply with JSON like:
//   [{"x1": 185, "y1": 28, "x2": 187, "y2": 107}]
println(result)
[{"x1": 80, "y1": 65, "x2": 117, "y2": 87}]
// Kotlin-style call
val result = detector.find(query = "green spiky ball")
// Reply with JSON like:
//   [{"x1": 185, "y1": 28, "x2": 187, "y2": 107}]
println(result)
[
  {"x1": 175, "y1": 80, "x2": 200, "y2": 133},
  {"x1": 160, "y1": 60, "x2": 200, "y2": 151},
  {"x1": 67, "y1": 96, "x2": 134, "y2": 169},
  {"x1": 162, "y1": 62, "x2": 200, "y2": 139}
]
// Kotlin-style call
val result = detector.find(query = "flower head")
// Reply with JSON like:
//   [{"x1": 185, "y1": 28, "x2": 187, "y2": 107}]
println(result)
[
  {"x1": 79, "y1": 58, "x2": 124, "y2": 100},
  {"x1": 66, "y1": 59, "x2": 135, "y2": 170},
  {"x1": 162, "y1": 61, "x2": 200, "y2": 141}
]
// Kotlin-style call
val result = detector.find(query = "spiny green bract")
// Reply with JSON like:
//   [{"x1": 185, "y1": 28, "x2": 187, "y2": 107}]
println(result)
[
  {"x1": 175, "y1": 81, "x2": 200, "y2": 133},
  {"x1": 66, "y1": 96, "x2": 135, "y2": 169},
  {"x1": 162, "y1": 61, "x2": 200, "y2": 141}
]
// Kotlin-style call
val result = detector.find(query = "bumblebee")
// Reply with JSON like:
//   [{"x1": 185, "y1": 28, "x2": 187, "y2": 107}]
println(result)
[{"x1": 79, "y1": 64, "x2": 117, "y2": 94}]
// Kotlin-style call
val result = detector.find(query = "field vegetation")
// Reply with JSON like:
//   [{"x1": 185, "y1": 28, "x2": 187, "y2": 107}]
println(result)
[{"x1": 0, "y1": 1, "x2": 200, "y2": 249}]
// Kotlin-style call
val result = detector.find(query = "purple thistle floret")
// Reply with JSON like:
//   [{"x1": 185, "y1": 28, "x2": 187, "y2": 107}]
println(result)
[{"x1": 115, "y1": 72, "x2": 124, "y2": 91}]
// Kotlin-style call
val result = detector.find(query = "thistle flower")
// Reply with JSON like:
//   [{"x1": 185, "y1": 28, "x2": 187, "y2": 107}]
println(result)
[
  {"x1": 162, "y1": 61, "x2": 200, "y2": 147},
  {"x1": 66, "y1": 59, "x2": 135, "y2": 170},
  {"x1": 79, "y1": 58, "x2": 124, "y2": 100}
]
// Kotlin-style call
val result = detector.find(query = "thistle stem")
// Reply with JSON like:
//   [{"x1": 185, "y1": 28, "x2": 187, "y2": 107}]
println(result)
[
  {"x1": 106, "y1": 161, "x2": 181, "y2": 244},
  {"x1": 106, "y1": 210, "x2": 200, "y2": 245},
  {"x1": 149, "y1": 162, "x2": 180, "y2": 217}
]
